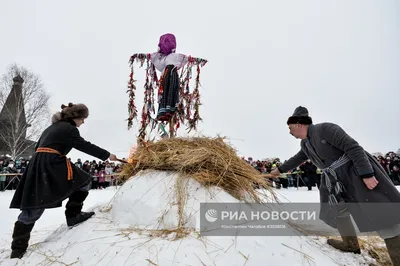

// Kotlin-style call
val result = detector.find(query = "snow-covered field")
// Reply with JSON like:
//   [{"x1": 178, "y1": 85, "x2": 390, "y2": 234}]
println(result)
[{"x1": 0, "y1": 172, "x2": 395, "y2": 266}]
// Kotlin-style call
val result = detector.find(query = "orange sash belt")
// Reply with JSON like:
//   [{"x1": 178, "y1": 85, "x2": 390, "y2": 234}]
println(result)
[{"x1": 36, "y1": 147, "x2": 73, "y2": 180}]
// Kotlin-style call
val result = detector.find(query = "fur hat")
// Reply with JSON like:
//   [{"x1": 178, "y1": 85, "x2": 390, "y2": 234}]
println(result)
[
  {"x1": 286, "y1": 106, "x2": 313, "y2": 125},
  {"x1": 51, "y1": 103, "x2": 89, "y2": 124}
]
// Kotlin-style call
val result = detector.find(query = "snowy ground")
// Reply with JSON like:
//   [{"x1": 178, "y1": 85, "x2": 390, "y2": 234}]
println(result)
[
  {"x1": 0, "y1": 188, "x2": 118, "y2": 265},
  {"x1": 0, "y1": 173, "x2": 396, "y2": 266}
]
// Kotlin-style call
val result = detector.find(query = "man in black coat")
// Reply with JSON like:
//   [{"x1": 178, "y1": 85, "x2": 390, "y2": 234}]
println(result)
[
  {"x1": 9, "y1": 103, "x2": 117, "y2": 259},
  {"x1": 299, "y1": 159, "x2": 319, "y2": 190},
  {"x1": 270, "y1": 106, "x2": 400, "y2": 265}
]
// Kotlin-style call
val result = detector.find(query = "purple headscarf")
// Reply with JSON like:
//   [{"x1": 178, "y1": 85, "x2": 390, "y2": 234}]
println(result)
[{"x1": 158, "y1": 33, "x2": 176, "y2": 55}]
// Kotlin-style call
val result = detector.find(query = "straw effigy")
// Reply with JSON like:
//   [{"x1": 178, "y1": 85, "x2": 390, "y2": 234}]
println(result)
[{"x1": 119, "y1": 136, "x2": 276, "y2": 203}]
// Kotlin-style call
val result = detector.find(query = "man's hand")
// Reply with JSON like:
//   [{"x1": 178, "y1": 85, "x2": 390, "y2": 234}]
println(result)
[
  {"x1": 363, "y1": 176, "x2": 379, "y2": 190},
  {"x1": 108, "y1": 154, "x2": 117, "y2": 161},
  {"x1": 270, "y1": 168, "x2": 281, "y2": 177}
]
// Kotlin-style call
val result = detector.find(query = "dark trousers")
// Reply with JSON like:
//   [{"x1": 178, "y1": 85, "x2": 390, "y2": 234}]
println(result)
[
  {"x1": 17, "y1": 181, "x2": 91, "y2": 225},
  {"x1": 280, "y1": 178, "x2": 288, "y2": 188},
  {"x1": 91, "y1": 180, "x2": 98, "y2": 189}
]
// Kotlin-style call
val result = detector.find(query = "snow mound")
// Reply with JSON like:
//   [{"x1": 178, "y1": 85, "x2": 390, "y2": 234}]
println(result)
[
  {"x1": 111, "y1": 170, "x2": 241, "y2": 230},
  {"x1": 0, "y1": 171, "x2": 376, "y2": 265}
]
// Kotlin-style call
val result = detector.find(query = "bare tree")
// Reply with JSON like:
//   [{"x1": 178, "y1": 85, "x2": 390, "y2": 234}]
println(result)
[{"x1": 0, "y1": 63, "x2": 50, "y2": 159}]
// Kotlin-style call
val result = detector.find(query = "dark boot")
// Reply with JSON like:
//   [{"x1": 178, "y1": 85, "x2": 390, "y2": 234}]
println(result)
[
  {"x1": 10, "y1": 221, "x2": 35, "y2": 259},
  {"x1": 327, "y1": 215, "x2": 361, "y2": 254},
  {"x1": 65, "y1": 190, "x2": 94, "y2": 227},
  {"x1": 384, "y1": 235, "x2": 400, "y2": 266}
]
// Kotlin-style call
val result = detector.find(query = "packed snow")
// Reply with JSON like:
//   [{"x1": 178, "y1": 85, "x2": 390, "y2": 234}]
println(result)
[{"x1": 0, "y1": 171, "x2": 392, "y2": 265}]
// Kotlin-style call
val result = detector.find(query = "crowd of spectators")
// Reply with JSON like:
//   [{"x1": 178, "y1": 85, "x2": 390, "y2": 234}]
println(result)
[
  {"x1": 1, "y1": 150, "x2": 399, "y2": 192},
  {"x1": 244, "y1": 150, "x2": 400, "y2": 190},
  {"x1": 0, "y1": 156, "x2": 124, "y2": 192}
]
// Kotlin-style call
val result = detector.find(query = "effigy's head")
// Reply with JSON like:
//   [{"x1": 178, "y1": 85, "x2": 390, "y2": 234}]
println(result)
[{"x1": 158, "y1": 33, "x2": 176, "y2": 55}]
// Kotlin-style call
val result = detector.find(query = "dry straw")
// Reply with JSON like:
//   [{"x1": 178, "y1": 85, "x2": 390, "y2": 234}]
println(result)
[
  {"x1": 358, "y1": 236, "x2": 391, "y2": 265},
  {"x1": 119, "y1": 136, "x2": 277, "y2": 203}
]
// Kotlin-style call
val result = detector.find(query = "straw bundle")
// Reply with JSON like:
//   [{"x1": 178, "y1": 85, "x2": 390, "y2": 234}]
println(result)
[
  {"x1": 321, "y1": 236, "x2": 391, "y2": 265},
  {"x1": 119, "y1": 136, "x2": 275, "y2": 203},
  {"x1": 359, "y1": 236, "x2": 391, "y2": 266}
]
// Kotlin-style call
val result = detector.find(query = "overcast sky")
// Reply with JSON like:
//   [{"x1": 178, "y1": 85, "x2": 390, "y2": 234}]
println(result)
[{"x1": 0, "y1": 0, "x2": 399, "y2": 162}]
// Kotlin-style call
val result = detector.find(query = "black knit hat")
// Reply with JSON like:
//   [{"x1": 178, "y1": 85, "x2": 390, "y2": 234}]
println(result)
[{"x1": 286, "y1": 106, "x2": 313, "y2": 125}]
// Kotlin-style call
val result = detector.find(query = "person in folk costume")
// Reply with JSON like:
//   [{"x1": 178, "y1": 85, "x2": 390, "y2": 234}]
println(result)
[
  {"x1": 151, "y1": 33, "x2": 189, "y2": 137},
  {"x1": 8, "y1": 103, "x2": 117, "y2": 259},
  {"x1": 270, "y1": 106, "x2": 400, "y2": 265}
]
